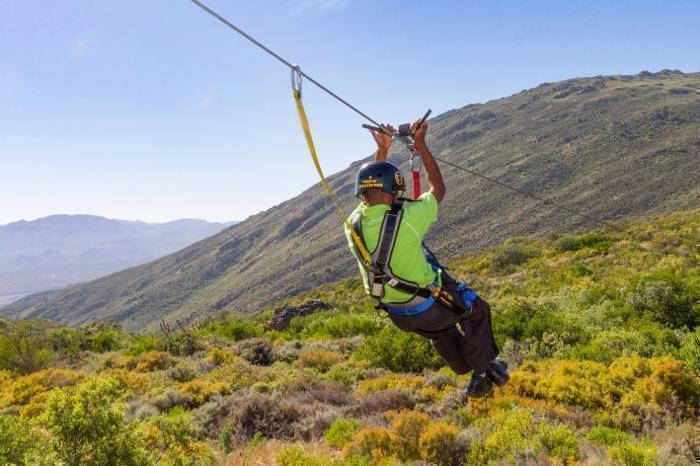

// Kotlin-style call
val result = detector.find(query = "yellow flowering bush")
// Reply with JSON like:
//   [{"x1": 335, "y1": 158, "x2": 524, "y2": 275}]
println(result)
[
  {"x1": 132, "y1": 350, "x2": 175, "y2": 372},
  {"x1": 0, "y1": 368, "x2": 86, "y2": 409},
  {"x1": 99, "y1": 368, "x2": 149, "y2": 393},
  {"x1": 356, "y1": 373, "x2": 425, "y2": 394},
  {"x1": 205, "y1": 356, "x2": 263, "y2": 390},
  {"x1": 355, "y1": 373, "x2": 446, "y2": 401},
  {"x1": 296, "y1": 347, "x2": 344, "y2": 372},
  {"x1": 0, "y1": 369, "x2": 14, "y2": 385},
  {"x1": 344, "y1": 410, "x2": 466, "y2": 464},
  {"x1": 343, "y1": 426, "x2": 395, "y2": 461},
  {"x1": 207, "y1": 346, "x2": 237, "y2": 366},
  {"x1": 418, "y1": 422, "x2": 462, "y2": 466},
  {"x1": 179, "y1": 379, "x2": 231, "y2": 405}
]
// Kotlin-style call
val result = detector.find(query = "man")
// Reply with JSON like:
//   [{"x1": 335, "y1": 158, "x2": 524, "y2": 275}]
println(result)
[{"x1": 344, "y1": 119, "x2": 509, "y2": 398}]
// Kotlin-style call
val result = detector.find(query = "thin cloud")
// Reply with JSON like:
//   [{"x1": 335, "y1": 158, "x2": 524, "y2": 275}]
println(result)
[
  {"x1": 293, "y1": 0, "x2": 350, "y2": 14},
  {"x1": 67, "y1": 36, "x2": 95, "y2": 63},
  {"x1": 190, "y1": 95, "x2": 213, "y2": 113}
]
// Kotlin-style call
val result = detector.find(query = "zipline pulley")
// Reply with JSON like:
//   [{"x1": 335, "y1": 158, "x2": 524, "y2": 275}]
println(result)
[{"x1": 363, "y1": 109, "x2": 432, "y2": 200}]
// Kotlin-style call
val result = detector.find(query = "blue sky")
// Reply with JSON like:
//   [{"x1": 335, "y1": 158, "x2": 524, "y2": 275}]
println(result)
[{"x1": 1, "y1": 0, "x2": 698, "y2": 224}]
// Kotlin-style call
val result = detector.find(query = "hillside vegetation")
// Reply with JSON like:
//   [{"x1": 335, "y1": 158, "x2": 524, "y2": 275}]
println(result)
[
  {"x1": 4, "y1": 70, "x2": 700, "y2": 329},
  {"x1": 1, "y1": 210, "x2": 698, "y2": 465}
]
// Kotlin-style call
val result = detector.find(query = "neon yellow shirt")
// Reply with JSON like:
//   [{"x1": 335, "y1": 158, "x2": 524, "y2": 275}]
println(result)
[{"x1": 344, "y1": 192, "x2": 439, "y2": 304}]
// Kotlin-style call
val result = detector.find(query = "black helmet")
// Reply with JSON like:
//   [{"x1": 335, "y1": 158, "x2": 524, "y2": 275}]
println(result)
[{"x1": 354, "y1": 161, "x2": 405, "y2": 198}]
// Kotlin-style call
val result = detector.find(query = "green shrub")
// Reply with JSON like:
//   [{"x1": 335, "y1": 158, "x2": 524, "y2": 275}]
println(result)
[
  {"x1": 41, "y1": 377, "x2": 145, "y2": 465},
  {"x1": 586, "y1": 425, "x2": 629, "y2": 446},
  {"x1": 465, "y1": 408, "x2": 538, "y2": 465},
  {"x1": 126, "y1": 333, "x2": 163, "y2": 355},
  {"x1": 141, "y1": 407, "x2": 214, "y2": 465},
  {"x1": 556, "y1": 232, "x2": 613, "y2": 252},
  {"x1": 209, "y1": 320, "x2": 262, "y2": 342},
  {"x1": 325, "y1": 361, "x2": 367, "y2": 386},
  {"x1": 538, "y1": 423, "x2": 579, "y2": 462},
  {"x1": 288, "y1": 312, "x2": 383, "y2": 339},
  {"x1": 571, "y1": 329, "x2": 650, "y2": 363},
  {"x1": 493, "y1": 301, "x2": 585, "y2": 346},
  {"x1": 491, "y1": 242, "x2": 541, "y2": 271},
  {"x1": 568, "y1": 260, "x2": 593, "y2": 277},
  {"x1": 0, "y1": 415, "x2": 43, "y2": 464},
  {"x1": 51, "y1": 326, "x2": 87, "y2": 357},
  {"x1": 678, "y1": 328, "x2": 700, "y2": 374},
  {"x1": 91, "y1": 330, "x2": 123, "y2": 353},
  {"x1": 165, "y1": 331, "x2": 202, "y2": 356},
  {"x1": 220, "y1": 422, "x2": 233, "y2": 455},
  {"x1": 492, "y1": 302, "x2": 535, "y2": 343},
  {"x1": 355, "y1": 325, "x2": 443, "y2": 373},
  {"x1": 0, "y1": 321, "x2": 54, "y2": 374},
  {"x1": 324, "y1": 418, "x2": 361, "y2": 448},
  {"x1": 625, "y1": 270, "x2": 699, "y2": 329},
  {"x1": 608, "y1": 443, "x2": 658, "y2": 466},
  {"x1": 276, "y1": 444, "x2": 329, "y2": 466},
  {"x1": 522, "y1": 306, "x2": 572, "y2": 341}
]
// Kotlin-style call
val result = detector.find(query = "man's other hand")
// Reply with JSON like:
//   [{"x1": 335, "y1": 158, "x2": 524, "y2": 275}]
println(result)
[
  {"x1": 411, "y1": 119, "x2": 428, "y2": 143},
  {"x1": 370, "y1": 124, "x2": 395, "y2": 151}
]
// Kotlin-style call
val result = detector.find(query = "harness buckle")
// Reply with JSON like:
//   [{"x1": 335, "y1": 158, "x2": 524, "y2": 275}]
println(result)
[{"x1": 370, "y1": 282, "x2": 384, "y2": 299}]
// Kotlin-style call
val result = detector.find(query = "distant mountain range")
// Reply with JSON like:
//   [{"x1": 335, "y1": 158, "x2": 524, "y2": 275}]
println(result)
[
  {"x1": 4, "y1": 70, "x2": 699, "y2": 329},
  {"x1": 0, "y1": 215, "x2": 235, "y2": 303}
]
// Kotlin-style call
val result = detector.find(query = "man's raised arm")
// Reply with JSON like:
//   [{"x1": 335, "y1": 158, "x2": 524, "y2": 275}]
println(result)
[
  {"x1": 411, "y1": 120, "x2": 445, "y2": 203},
  {"x1": 369, "y1": 124, "x2": 395, "y2": 161}
]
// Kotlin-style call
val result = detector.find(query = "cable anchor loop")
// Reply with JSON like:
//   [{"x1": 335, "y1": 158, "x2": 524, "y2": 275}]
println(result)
[{"x1": 291, "y1": 65, "x2": 303, "y2": 95}]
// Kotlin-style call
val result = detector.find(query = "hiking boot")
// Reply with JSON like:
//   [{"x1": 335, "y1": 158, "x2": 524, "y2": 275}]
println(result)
[
  {"x1": 465, "y1": 372, "x2": 493, "y2": 399},
  {"x1": 487, "y1": 359, "x2": 510, "y2": 387}
]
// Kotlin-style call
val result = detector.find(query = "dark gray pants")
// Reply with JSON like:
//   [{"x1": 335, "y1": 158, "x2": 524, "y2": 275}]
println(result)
[{"x1": 386, "y1": 275, "x2": 499, "y2": 374}]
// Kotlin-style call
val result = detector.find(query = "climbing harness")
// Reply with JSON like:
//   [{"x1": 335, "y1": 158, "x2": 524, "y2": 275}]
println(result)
[
  {"x1": 350, "y1": 199, "x2": 432, "y2": 301},
  {"x1": 347, "y1": 198, "x2": 470, "y2": 316},
  {"x1": 188, "y1": 0, "x2": 622, "y2": 233}
]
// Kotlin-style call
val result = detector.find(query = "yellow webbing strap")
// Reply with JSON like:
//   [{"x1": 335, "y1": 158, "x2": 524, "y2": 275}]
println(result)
[{"x1": 292, "y1": 89, "x2": 372, "y2": 265}]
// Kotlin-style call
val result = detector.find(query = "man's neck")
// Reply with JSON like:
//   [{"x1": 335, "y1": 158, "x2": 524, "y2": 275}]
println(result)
[{"x1": 367, "y1": 200, "x2": 392, "y2": 207}]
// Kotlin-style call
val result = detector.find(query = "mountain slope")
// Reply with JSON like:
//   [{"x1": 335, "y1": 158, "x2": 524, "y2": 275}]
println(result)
[
  {"x1": 0, "y1": 215, "x2": 234, "y2": 299},
  {"x1": 5, "y1": 70, "x2": 699, "y2": 329}
]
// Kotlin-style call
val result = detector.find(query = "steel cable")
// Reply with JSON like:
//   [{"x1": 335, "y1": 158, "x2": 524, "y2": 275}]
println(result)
[{"x1": 188, "y1": 0, "x2": 620, "y2": 230}]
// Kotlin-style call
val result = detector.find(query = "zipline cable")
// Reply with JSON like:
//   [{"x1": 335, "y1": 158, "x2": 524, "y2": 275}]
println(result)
[
  {"x1": 188, "y1": 0, "x2": 620, "y2": 231},
  {"x1": 189, "y1": 0, "x2": 381, "y2": 127},
  {"x1": 433, "y1": 152, "x2": 618, "y2": 229}
]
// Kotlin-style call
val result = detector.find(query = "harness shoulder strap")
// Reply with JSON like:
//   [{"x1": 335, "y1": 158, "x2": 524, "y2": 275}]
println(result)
[
  {"x1": 371, "y1": 200, "x2": 404, "y2": 271},
  {"x1": 350, "y1": 214, "x2": 368, "y2": 268},
  {"x1": 349, "y1": 200, "x2": 433, "y2": 301}
]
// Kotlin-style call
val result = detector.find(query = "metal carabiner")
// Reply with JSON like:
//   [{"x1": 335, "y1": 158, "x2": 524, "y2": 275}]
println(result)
[{"x1": 291, "y1": 65, "x2": 303, "y2": 95}]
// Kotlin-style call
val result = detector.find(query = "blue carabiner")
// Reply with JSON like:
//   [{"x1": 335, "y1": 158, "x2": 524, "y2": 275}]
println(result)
[{"x1": 456, "y1": 282, "x2": 478, "y2": 310}]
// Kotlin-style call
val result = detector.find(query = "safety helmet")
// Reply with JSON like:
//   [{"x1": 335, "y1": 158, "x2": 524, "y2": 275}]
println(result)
[{"x1": 354, "y1": 161, "x2": 405, "y2": 198}]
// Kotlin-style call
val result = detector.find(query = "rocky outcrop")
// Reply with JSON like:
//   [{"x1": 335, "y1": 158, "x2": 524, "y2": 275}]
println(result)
[{"x1": 266, "y1": 300, "x2": 330, "y2": 331}]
